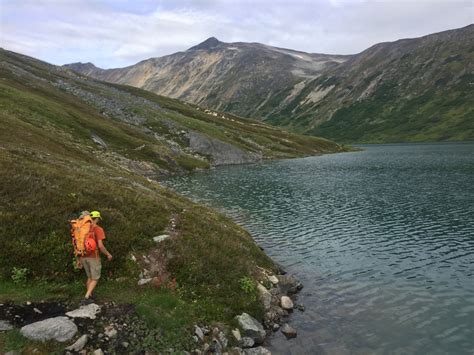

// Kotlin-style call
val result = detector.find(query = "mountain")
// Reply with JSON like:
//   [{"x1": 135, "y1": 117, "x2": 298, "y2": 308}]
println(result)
[
  {"x1": 64, "y1": 37, "x2": 348, "y2": 120},
  {"x1": 66, "y1": 25, "x2": 474, "y2": 143},
  {"x1": 271, "y1": 24, "x2": 474, "y2": 142}
]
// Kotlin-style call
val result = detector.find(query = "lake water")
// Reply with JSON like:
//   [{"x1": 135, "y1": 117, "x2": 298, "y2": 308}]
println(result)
[{"x1": 165, "y1": 143, "x2": 474, "y2": 355}]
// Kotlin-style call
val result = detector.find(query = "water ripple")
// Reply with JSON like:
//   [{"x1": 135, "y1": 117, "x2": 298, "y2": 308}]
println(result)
[{"x1": 165, "y1": 143, "x2": 474, "y2": 355}]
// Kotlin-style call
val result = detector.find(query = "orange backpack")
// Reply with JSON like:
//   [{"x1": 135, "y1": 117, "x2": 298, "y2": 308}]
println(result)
[{"x1": 70, "y1": 215, "x2": 95, "y2": 256}]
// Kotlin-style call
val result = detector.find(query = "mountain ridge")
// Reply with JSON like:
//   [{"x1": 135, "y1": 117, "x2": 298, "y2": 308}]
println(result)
[{"x1": 64, "y1": 24, "x2": 474, "y2": 143}]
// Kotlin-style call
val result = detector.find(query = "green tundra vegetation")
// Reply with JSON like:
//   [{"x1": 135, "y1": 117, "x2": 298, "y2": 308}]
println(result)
[{"x1": 0, "y1": 48, "x2": 346, "y2": 352}]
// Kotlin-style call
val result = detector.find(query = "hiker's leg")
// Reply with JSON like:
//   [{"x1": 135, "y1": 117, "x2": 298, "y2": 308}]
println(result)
[
  {"x1": 85, "y1": 278, "x2": 92, "y2": 297},
  {"x1": 84, "y1": 258, "x2": 101, "y2": 299},
  {"x1": 85, "y1": 279, "x2": 98, "y2": 298}
]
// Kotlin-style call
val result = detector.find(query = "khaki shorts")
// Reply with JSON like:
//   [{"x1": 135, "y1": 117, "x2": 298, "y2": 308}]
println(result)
[{"x1": 80, "y1": 257, "x2": 102, "y2": 280}]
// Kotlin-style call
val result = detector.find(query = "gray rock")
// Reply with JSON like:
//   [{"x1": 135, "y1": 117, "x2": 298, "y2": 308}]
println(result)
[
  {"x1": 66, "y1": 334, "x2": 88, "y2": 352},
  {"x1": 195, "y1": 325, "x2": 204, "y2": 341},
  {"x1": 211, "y1": 339, "x2": 223, "y2": 355},
  {"x1": 229, "y1": 348, "x2": 244, "y2": 355},
  {"x1": 66, "y1": 303, "x2": 101, "y2": 319},
  {"x1": 281, "y1": 323, "x2": 297, "y2": 339},
  {"x1": 0, "y1": 320, "x2": 13, "y2": 331},
  {"x1": 217, "y1": 330, "x2": 228, "y2": 348},
  {"x1": 92, "y1": 350, "x2": 104, "y2": 355},
  {"x1": 20, "y1": 316, "x2": 77, "y2": 342},
  {"x1": 243, "y1": 347, "x2": 272, "y2": 355},
  {"x1": 121, "y1": 341, "x2": 129, "y2": 348},
  {"x1": 280, "y1": 296, "x2": 294, "y2": 310},
  {"x1": 295, "y1": 303, "x2": 305, "y2": 312},
  {"x1": 277, "y1": 275, "x2": 302, "y2": 295},
  {"x1": 153, "y1": 234, "x2": 171, "y2": 243},
  {"x1": 257, "y1": 284, "x2": 272, "y2": 310},
  {"x1": 236, "y1": 313, "x2": 266, "y2": 344},
  {"x1": 239, "y1": 337, "x2": 255, "y2": 348},
  {"x1": 272, "y1": 323, "x2": 280, "y2": 331}
]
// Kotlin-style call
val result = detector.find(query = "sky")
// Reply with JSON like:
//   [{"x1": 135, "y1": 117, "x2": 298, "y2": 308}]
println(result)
[{"x1": 1, "y1": 0, "x2": 473, "y2": 68}]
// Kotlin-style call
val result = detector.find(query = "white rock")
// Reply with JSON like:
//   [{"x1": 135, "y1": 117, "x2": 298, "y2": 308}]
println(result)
[
  {"x1": 66, "y1": 304, "x2": 101, "y2": 319},
  {"x1": 138, "y1": 278, "x2": 152, "y2": 286},
  {"x1": 153, "y1": 234, "x2": 171, "y2": 243},
  {"x1": 66, "y1": 334, "x2": 88, "y2": 352},
  {"x1": 20, "y1": 317, "x2": 77, "y2": 342},
  {"x1": 268, "y1": 275, "x2": 279, "y2": 285},
  {"x1": 280, "y1": 296, "x2": 294, "y2": 310},
  {"x1": 194, "y1": 325, "x2": 204, "y2": 341},
  {"x1": 232, "y1": 328, "x2": 241, "y2": 341},
  {"x1": 104, "y1": 325, "x2": 117, "y2": 338},
  {"x1": 33, "y1": 308, "x2": 42, "y2": 314},
  {"x1": 92, "y1": 349, "x2": 104, "y2": 355}
]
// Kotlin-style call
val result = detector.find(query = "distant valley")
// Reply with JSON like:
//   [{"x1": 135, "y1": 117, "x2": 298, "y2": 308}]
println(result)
[{"x1": 66, "y1": 25, "x2": 474, "y2": 143}]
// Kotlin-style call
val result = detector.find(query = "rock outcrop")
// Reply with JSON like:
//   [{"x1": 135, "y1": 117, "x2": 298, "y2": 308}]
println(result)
[{"x1": 20, "y1": 316, "x2": 77, "y2": 342}]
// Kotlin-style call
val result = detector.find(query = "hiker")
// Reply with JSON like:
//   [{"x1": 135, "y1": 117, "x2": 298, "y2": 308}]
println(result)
[{"x1": 77, "y1": 210, "x2": 113, "y2": 305}]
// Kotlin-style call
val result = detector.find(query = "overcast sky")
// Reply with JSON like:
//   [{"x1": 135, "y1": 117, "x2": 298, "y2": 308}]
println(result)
[{"x1": 1, "y1": 0, "x2": 472, "y2": 68}]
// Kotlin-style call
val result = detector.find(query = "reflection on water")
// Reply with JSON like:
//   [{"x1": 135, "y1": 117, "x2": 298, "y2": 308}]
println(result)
[{"x1": 165, "y1": 143, "x2": 474, "y2": 355}]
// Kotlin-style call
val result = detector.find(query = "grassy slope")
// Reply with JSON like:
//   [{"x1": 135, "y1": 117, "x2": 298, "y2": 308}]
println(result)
[{"x1": 0, "y1": 49, "x2": 343, "y2": 352}]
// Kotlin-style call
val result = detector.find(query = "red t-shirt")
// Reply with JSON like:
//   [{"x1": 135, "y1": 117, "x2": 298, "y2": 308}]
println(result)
[{"x1": 83, "y1": 225, "x2": 105, "y2": 258}]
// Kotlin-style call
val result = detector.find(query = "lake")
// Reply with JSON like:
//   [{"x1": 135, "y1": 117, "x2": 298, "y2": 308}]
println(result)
[{"x1": 165, "y1": 142, "x2": 474, "y2": 355}]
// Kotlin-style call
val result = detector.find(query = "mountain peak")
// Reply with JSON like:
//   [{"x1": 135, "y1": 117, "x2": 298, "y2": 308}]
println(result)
[{"x1": 188, "y1": 37, "x2": 221, "y2": 51}]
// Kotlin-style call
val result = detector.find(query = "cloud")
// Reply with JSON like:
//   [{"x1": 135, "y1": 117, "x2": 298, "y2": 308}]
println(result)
[{"x1": 0, "y1": 0, "x2": 472, "y2": 68}]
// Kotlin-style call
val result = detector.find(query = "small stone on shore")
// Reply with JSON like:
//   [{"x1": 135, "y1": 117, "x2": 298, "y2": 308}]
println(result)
[{"x1": 281, "y1": 323, "x2": 297, "y2": 339}]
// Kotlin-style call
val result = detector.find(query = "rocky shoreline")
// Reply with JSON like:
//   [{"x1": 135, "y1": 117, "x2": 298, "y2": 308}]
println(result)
[{"x1": 0, "y1": 269, "x2": 304, "y2": 354}]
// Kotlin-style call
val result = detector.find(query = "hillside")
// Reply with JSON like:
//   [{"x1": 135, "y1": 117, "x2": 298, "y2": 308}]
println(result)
[
  {"x1": 66, "y1": 25, "x2": 474, "y2": 143},
  {"x1": 0, "y1": 49, "x2": 343, "y2": 352},
  {"x1": 271, "y1": 24, "x2": 474, "y2": 143}
]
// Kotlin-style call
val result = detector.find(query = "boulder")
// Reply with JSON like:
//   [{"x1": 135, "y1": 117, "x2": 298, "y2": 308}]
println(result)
[
  {"x1": 66, "y1": 304, "x2": 101, "y2": 319},
  {"x1": 20, "y1": 316, "x2": 77, "y2": 342},
  {"x1": 280, "y1": 296, "x2": 294, "y2": 310},
  {"x1": 281, "y1": 323, "x2": 297, "y2": 339},
  {"x1": 257, "y1": 284, "x2": 272, "y2": 310},
  {"x1": 243, "y1": 347, "x2": 272, "y2": 355},
  {"x1": 236, "y1": 313, "x2": 266, "y2": 344},
  {"x1": 277, "y1": 275, "x2": 302, "y2": 295},
  {"x1": 66, "y1": 334, "x2": 88, "y2": 352},
  {"x1": 0, "y1": 320, "x2": 13, "y2": 331}
]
